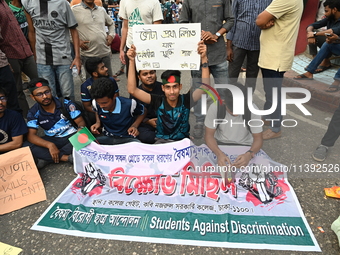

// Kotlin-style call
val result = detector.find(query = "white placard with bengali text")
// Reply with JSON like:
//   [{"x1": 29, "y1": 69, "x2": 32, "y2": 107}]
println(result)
[{"x1": 132, "y1": 23, "x2": 201, "y2": 70}]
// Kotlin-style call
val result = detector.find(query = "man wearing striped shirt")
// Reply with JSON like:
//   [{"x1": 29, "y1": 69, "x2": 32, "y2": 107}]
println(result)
[{"x1": 227, "y1": 0, "x2": 272, "y2": 92}]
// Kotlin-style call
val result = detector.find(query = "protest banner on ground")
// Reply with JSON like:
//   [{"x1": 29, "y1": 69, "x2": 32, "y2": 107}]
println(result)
[
  {"x1": 0, "y1": 147, "x2": 46, "y2": 215},
  {"x1": 133, "y1": 23, "x2": 201, "y2": 70},
  {"x1": 31, "y1": 140, "x2": 320, "y2": 251}
]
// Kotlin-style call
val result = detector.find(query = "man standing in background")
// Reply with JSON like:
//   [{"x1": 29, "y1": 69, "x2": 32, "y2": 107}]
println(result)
[
  {"x1": 227, "y1": 0, "x2": 272, "y2": 92},
  {"x1": 118, "y1": 0, "x2": 163, "y2": 85},
  {"x1": 256, "y1": 0, "x2": 303, "y2": 140},
  {"x1": 22, "y1": 0, "x2": 81, "y2": 100},
  {"x1": 72, "y1": 0, "x2": 116, "y2": 79},
  {"x1": 179, "y1": 0, "x2": 234, "y2": 139}
]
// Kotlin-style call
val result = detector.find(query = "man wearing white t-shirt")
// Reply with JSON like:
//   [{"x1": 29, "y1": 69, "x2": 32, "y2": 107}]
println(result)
[
  {"x1": 204, "y1": 85, "x2": 263, "y2": 168},
  {"x1": 118, "y1": 0, "x2": 163, "y2": 84}
]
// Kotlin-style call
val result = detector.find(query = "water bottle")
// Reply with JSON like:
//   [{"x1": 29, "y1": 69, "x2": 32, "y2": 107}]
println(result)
[{"x1": 72, "y1": 66, "x2": 78, "y2": 77}]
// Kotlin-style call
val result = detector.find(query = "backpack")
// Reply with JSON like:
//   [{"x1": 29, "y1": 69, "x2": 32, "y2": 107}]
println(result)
[{"x1": 58, "y1": 98, "x2": 91, "y2": 129}]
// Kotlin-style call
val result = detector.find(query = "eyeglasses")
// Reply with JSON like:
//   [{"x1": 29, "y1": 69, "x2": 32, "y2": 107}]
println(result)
[
  {"x1": 34, "y1": 90, "x2": 51, "y2": 98},
  {"x1": 0, "y1": 96, "x2": 7, "y2": 102}
]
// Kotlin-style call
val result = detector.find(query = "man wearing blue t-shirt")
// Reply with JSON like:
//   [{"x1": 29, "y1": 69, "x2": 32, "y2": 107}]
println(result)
[
  {"x1": 90, "y1": 77, "x2": 145, "y2": 145},
  {"x1": 25, "y1": 78, "x2": 86, "y2": 168},
  {"x1": 127, "y1": 41, "x2": 211, "y2": 143},
  {"x1": 0, "y1": 87, "x2": 27, "y2": 154},
  {"x1": 81, "y1": 57, "x2": 119, "y2": 125}
]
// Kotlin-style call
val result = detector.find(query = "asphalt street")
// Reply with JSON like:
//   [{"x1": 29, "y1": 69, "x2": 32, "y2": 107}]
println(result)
[{"x1": 1, "y1": 55, "x2": 340, "y2": 255}]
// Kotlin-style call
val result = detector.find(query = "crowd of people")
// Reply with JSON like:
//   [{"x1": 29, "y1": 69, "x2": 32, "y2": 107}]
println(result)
[{"x1": 0, "y1": 0, "x2": 339, "y2": 171}]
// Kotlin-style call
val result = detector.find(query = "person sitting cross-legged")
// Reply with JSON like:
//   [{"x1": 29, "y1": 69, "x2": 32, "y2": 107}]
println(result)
[
  {"x1": 25, "y1": 78, "x2": 86, "y2": 169},
  {"x1": 0, "y1": 87, "x2": 27, "y2": 154},
  {"x1": 130, "y1": 69, "x2": 164, "y2": 144},
  {"x1": 90, "y1": 77, "x2": 145, "y2": 145},
  {"x1": 204, "y1": 84, "x2": 263, "y2": 169}
]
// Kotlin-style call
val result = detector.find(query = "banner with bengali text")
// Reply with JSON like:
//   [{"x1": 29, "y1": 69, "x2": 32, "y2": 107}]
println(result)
[{"x1": 31, "y1": 139, "x2": 320, "y2": 251}]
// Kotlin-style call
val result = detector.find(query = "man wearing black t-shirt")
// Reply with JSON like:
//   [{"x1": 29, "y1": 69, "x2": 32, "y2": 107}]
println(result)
[
  {"x1": 0, "y1": 87, "x2": 27, "y2": 154},
  {"x1": 131, "y1": 70, "x2": 164, "y2": 144}
]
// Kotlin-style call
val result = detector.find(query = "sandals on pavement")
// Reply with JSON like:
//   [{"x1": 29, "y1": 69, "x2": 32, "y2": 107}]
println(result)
[
  {"x1": 293, "y1": 74, "x2": 314, "y2": 80},
  {"x1": 325, "y1": 84, "x2": 340, "y2": 93},
  {"x1": 315, "y1": 65, "x2": 332, "y2": 73}
]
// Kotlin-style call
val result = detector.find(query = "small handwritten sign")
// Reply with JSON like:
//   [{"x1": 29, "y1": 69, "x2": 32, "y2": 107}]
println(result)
[
  {"x1": 133, "y1": 23, "x2": 201, "y2": 70},
  {"x1": 0, "y1": 147, "x2": 46, "y2": 215}
]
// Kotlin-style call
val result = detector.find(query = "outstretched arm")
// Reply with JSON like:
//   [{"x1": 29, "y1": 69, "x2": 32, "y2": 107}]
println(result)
[{"x1": 126, "y1": 45, "x2": 152, "y2": 104}]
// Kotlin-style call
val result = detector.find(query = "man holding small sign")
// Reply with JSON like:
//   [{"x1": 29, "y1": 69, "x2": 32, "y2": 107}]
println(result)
[{"x1": 127, "y1": 41, "x2": 211, "y2": 143}]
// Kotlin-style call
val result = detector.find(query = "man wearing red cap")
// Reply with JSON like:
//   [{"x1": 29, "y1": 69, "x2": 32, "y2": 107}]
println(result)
[
  {"x1": 127, "y1": 41, "x2": 211, "y2": 143},
  {"x1": 25, "y1": 78, "x2": 86, "y2": 168}
]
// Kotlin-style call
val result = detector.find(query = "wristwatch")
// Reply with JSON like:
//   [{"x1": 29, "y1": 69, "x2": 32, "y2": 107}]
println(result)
[
  {"x1": 247, "y1": 150, "x2": 255, "y2": 158},
  {"x1": 215, "y1": 32, "x2": 221, "y2": 37},
  {"x1": 201, "y1": 62, "x2": 209, "y2": 68},
  {"x1": 313, "y1": 31, "x2": 317, "y2": 37}
]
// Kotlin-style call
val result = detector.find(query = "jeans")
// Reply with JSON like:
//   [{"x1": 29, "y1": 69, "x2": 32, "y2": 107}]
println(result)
[
  {"x1": 37, "y1": 64, "x2": 74, "y2": 100},
  {"x1": 8, "y1": 55, "x2": 38, "y2": 117},
  {"x1": 24, "y1": 135, "x2": 73, "y2": 162},
  {"x1": 306, "y1": 42, "x2": 340, "y2": 80},
  {"x1": 96, "y1": 135, "x2": 140, "y2": 145},
  {"x1": 228, "y1": 46, "x2": 260, "y2": 91},
  {"x1": 137, "y1": 123, "x2": 156, "y2": 144},
  {"x1": 116, "y1": 21, "x2": 122, "y2": 37},
  {"x1": 321, "y1": 103, "x2": 340, "y2": 147},
  {"x1": 261, "y1": 68, "x2": 285, "y2": 132},
  {"x1": 191, "y1": 61, "x2": 228, "y2": 123}
]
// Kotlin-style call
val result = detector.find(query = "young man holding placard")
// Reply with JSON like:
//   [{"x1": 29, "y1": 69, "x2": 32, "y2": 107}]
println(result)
[{"x1": 127, "y1": 41, "x2": 210, "y2": 144}]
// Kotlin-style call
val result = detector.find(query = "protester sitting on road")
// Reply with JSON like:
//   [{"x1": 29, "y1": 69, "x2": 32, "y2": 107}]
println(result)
[
  {"x1": 90, "y1": 77, "x2": 145, "y2": 145},
  {"x1": 81, "y1": 57, "x2": 119, "y2": 125},
  {"x1": 312, "y1": 103, "x2": 340, "y2": 161},
  {"x1": 294, "y1": 0, "x2": 340, "y2": 92},
  {"x1": 25, "y1": 78, "x2": 86, "y2": 169},
  {"x1": 0, "y1": 87, "x2": 27, "y2": 154},
  {"x1": 204, "y1": 83, "x2": 263, "y2": 168},
  {"x1": 127, "y1": 41, "x2": 211, "y2": 144},
  {"x1": 130, "y1": 70, "x2": 164, "y2": 144}
]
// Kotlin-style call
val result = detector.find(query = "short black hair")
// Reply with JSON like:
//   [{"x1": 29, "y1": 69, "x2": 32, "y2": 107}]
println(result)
[
  {"x1": 324, "y1": 0, "x2": 340, "y2": 9},
  {"x1": 90, "y1": 77, "x2": 116, "y2": 99},
  {"x1": 161, "y1": 70, "x2": 181, "y2": 81},
  {"x1": 85, "y1": 57, "x2": 103, "y2": 76},
  {"x1": 27, "y1": 78, "x2": 50, "y2": 94},
  {"x1": 0, "y1": 87, "x2": 7, "y2": 96}
]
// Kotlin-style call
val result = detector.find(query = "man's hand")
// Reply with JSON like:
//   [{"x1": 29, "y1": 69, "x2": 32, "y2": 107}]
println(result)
[
  {"x1": 197, "y1": 41, "x2": 207, "y2": 59},
  {"x1": 128, "y1": 126, "x2": 139, "y2": 137},
  {"x1": 201, "y1": 30, "x2": 218, "y2": 44},
  {"x1": 48, "y1": 143, "x2": 60, "y2": 163},
  {"x1": 232, "y1": 153, "x2": 252, "y2": 168},
  {"x1": 80, "y1": 40, "x2": 90, "y2": 50},
  {"x1": 227, "y1": 46, "x2": 233, "y2": 62},
  {"x1": 126, "y1": 45, "x2": 136, "y2": 61},
  {"x1": 326, "y1": 33, "x2": 340, "y2": 43},
  {"x1": 106, "y1": 35, "x2": 114, "y2": 46},
  {"x1": 146, "y1": 118, "x2": 157, "y2": 128},
  {"x1": 91, "y1": 123, "x2": 101, "y2": 135},
  {"x1": 217, "y1": 153, "x2": 231, "y2": 167},
  {"x1": 259, "y1": 19, "x2": 275, "y2": 30},
  {"x1": 70, "y1": 57, "x2": 81, "y2": 74},
  {"x1": 119, "y1": 50, "x2": 126, "y2": 65}
]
